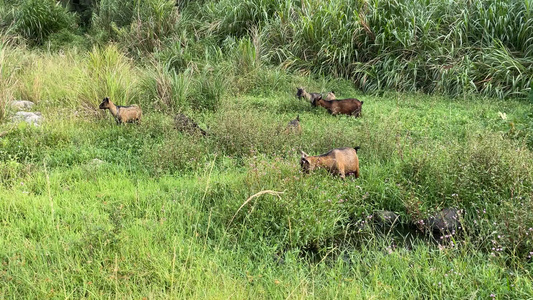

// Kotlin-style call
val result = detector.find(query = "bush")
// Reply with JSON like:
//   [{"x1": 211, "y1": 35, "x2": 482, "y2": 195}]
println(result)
[
  {"x1": 119, "y1": 0, "x2": 178, "y2": 54},
  {"x1": 45, "y1": 28, "x2": 89, "y2": 51},
  {"x1": 139, "y1": 63, "x2": 194, "y2": 112},
  {"x1": 84, "y1": 44, "x2": 139, "y2": 109},
  {"x1": 142, "y1": 132, "x2": 211, "y2": 174},
  {"x1": 13, "y1": 0, "x2": 76, "y2": 45},
  {"x1": 91, "y1": 0, "x2": 179, "y2": 54}
]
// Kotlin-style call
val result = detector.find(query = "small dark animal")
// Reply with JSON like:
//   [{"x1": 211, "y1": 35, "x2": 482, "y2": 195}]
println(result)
[
  {"x1": 315, "y1": 97, "x2": 364, "y2": 117},
  {"x1": 284, "y1": 115, "x2": 302, "y2": 134},
  {"x1": 424, "y1": 208, "x2": 463, "y2": 236},
  {"x1": 300, "y1": 147, "x2": 360, "y2": 179},
  {"x1": 174, "y1": 113, "x2": 207, "y2": 136},
  {"x1": 98, "y1": 97, "x2": 142, "y2": 124},
  {"x1": 296, "y1": 87, "x2": 322, "y2": 107}
]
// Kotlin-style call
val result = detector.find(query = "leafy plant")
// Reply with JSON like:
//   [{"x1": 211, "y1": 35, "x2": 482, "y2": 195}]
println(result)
[{"x1": 13, "y1": 0, "x2": 76, "y2": 45}]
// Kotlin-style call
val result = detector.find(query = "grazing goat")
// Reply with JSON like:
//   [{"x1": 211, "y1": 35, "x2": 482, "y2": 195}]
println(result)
[
  {"x1": 174, "y1": 113, "x2": 207, "y2": 136},
  {"x1": 284, "y1": 115, "x2": 302, "y2": 134},
  {"x1": 99, "y1": 97, "x2": 142, "y2": 124},
  {"x1": 296, "y1": 87, "x2": 322, "y2": 107},
  {"x1": 315, "y1": 97, "x2": 363, "y2": 117},
  {"x1": 300, "y1": 147, "x2": 360, "y2": 179}
]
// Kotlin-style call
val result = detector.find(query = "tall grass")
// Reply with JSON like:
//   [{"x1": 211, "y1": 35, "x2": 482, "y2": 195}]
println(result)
[
  {"x1": 254, "y1": 0, "x2": 533, "y2": 98},
  {"x1": 91, "y1": 0, "x2": 179, "y2": 55},
  {"x1": 4, "y1": 0, "x2": 531, "y2": 98},
  {"x1": 0, "y1": 37, "x2": 17, "y2": 122},
  {"x1": 11, "y1": 0, "x2": 76, "y2": 45},
  {"x1": 8, "y1": 44, "x2": 139, "y2": 112},
  {"x1": 187, "y1": 0, "x2": 531, "y2": 98}
]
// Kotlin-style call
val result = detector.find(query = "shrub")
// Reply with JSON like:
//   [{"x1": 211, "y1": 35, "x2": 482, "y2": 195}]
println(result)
[
  {"x1": 209, "y1": 108, "x2": 296, "y2": 157},
  {"x1": 45, "y1": 28, "x2": 89, "y2": 51},
  {"x1": 141, "y1": 132, "x2": 211, "y2": 174},
  {"x1": 91, "y1": 0, "x2": 179, "y2": 55},
  {"x1": 189, "y1": 66, "x2": 229, "y2": 112},
  {"x1": 83, "y1": 44, "x2": 139, "y2": 109},
  {"x1": 139, "y1": 63, "x2": 194, "y2": 112},
  {"x1": 13, "y1": 0, "x2": 76, "y2": 45},
  {"x1": 119, "y1": 0, "x2": 178, "y2": 54}
]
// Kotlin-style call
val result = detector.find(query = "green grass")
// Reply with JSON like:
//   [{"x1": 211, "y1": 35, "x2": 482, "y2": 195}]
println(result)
[
  {"x1": 1, "y1": 8, "x2": 533, "y2": 297},
  {"x1": 1, "y1": 165, "x2": 532, "y2": 298},
  {"x1": 1, "y1": 65, "x2": 533, "y2": 297}
]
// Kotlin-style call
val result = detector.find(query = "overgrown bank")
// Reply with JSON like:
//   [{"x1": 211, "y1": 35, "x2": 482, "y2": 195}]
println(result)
[
  {"x1": 1, "y1": 0, "x2": 532, "y2": 99},
  {"x1": 1, "y1": 0, "x2": 533, "y2": 298}
]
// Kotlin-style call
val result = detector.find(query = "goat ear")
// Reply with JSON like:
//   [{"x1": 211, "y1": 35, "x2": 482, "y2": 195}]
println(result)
[
  {"x1": 300, "y1": 150, "x2": 308, "y2": 157},
  {"x1": 296, "y1": 115, "x2": 300, "y2": 121},
  {"x1": 104, "y1": 97, "x2": 109, "y2": 102}
]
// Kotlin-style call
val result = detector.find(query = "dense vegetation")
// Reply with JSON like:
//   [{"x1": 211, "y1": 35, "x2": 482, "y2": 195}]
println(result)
[
  {"x1": 2, "y1": 0, "x2": 533, "y2": 100},
  {"x1": 1, "y1": 0, "x2": 532, "y2": 298}
]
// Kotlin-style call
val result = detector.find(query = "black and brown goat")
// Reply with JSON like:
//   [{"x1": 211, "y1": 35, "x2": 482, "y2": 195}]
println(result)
[
  {"x1": 296, "y1": 87, "x2": 323, "y2": 107},
  {"x1": 98, "y1": 97, "x2": 142, "y2": 124},
  {"x1": 300, "y1": 147, "x2": 360, "y2": 179},
  {"x1": 315, "y1": 97, "x2": 364, "y2": 117},
  {"x1": 174, "y1": 113, "x2": 207, "y2": 136},
  {"x1": 284, "y1": 115, "x2": 302, "y2": 134}
]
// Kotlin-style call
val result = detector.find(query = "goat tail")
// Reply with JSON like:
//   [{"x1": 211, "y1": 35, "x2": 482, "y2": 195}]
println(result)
[{"x1": 354, "y1": 146, "x2": 361, "y2": 152}]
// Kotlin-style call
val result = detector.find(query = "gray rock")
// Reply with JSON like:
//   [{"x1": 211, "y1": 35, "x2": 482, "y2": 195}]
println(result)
[
  {"x1": 10, "y1": 100, "x2": 35, "y2": 111},
  {"x1": 11, "y1": 111, "x2": 43, "y2": 126}
]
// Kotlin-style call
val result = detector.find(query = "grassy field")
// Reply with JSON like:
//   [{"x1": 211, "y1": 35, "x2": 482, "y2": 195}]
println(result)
[
  {"x1": 1, "y1": 0, "x2": 533, "y2": 298},
  {"x1": 1, "y1": 55, "x2": 533, "y2": 297}
]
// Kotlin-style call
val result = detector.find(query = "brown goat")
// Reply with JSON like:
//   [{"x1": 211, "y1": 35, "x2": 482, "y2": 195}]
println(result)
[
  {"x1": 284, "y1": 115, "x2": 302, "y2": 134},
  {"x1": 99, "y1": 97, "x2": 142, "y2": 124},
  {"x1": 174, "y1": 113, "x2": 207, "y2": 136},
  {"x1": 315, "y1": 97, "x2": 363, "y2": 117},
  {"x1": 296, "y1": 87, "x2": 322, "y2": 107},
  {"x1": 300, "y1": 147, "x2": 360, "y2": 179}
]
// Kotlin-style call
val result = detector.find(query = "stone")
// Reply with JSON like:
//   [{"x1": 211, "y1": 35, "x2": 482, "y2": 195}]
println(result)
[
  {"x1": 11, "y1": 111, "x2": 43, "y2": 126},
  {"x1": 10, "y1": 100, "x2": 35, "y2": 111}
]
